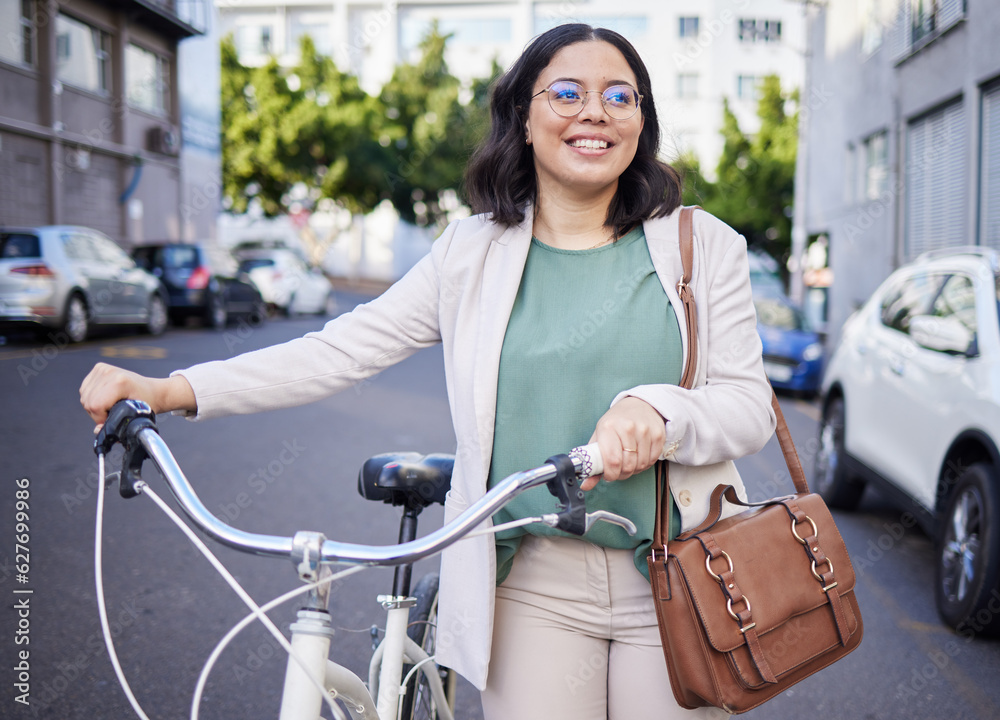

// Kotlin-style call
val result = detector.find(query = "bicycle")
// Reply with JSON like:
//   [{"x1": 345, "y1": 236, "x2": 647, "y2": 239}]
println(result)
[{"x1": 92, "y1": 399, "x2": 634, "y2": 720}]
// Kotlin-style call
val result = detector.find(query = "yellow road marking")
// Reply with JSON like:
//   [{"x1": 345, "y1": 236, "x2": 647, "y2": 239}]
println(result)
[{"x1": 100, "y1": 346, "x2": 167, "y2": 359}]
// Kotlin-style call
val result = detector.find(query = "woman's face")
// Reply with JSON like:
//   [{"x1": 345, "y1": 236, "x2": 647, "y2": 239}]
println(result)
[{"x1": 525, "y1": 40, "x2": 644, "y2": 201}]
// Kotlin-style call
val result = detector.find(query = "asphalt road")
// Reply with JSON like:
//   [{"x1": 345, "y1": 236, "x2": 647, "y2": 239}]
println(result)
[{"x1": 0, "y1": 291, "x2": 998, "y2": 720}]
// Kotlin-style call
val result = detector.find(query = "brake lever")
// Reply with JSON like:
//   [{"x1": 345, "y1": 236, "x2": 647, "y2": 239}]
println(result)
[
  {"x1": 93, "y1": 399, "x2": 159, "y2": 499},
  {"x1": 544, "y1": 454, "x2": 586, "y2": 535},
  {"x1": 584, "y1": 510, "x2": 637, "y2": 536},
  {"x1": 535, "y1": 510, "x2": 637, "y2": 536}
]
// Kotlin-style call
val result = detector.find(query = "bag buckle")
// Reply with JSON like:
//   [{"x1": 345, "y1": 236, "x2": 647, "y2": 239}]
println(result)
[{"x1": 705, "y1": 549, "x2": 734, "y2": 582}]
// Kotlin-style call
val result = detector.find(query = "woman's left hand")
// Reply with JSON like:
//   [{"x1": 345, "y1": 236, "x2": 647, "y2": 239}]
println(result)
[{"x1": 583, "y1": 397, "x2": 666, "y2": 490}]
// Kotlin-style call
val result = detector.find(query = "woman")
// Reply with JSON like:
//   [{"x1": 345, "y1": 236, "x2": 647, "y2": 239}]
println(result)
[{"x1": 81, "y1": 24, "x2": 774, "y2": 719}]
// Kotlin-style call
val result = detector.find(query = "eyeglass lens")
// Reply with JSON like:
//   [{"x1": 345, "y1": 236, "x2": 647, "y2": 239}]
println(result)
[{"x1": 546, "y1": 81, "x2": 640, "y2": 119}]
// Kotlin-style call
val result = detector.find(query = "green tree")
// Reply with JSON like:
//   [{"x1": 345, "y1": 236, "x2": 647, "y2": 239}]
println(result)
[
  {"x1": 221, "y1": 29, "x2": 498, "y2": 238},
  {"x1": 379, "y1": 26, "x2": 498, "y2": 226},
  {"x1": 221, "y1": 35, "x2": 387, "y2": 219},
  {"x1": 681, "y1": 75, "x2": 798, "y2": 267}
]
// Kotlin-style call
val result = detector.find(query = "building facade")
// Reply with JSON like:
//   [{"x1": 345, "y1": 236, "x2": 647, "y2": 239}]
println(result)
[
  {"x1": 799, "y1": 0, "x2": 1000, "y2": 341},
  {"x1": 216, "y1": 0, "x2": 806, "y2": 180},
  {"x1": 0, "y1": 0, "x2": 217, "y2": 246}
]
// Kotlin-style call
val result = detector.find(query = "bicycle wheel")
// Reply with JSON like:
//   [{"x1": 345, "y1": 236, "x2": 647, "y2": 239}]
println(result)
[{"x1": 400, "y1": 573, "x2": 456, "y2": 720}]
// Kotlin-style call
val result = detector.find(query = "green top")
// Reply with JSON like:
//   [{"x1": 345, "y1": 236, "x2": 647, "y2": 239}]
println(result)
[{"x1": 489, "y1": 226, "x2": 683, "y2": 584}]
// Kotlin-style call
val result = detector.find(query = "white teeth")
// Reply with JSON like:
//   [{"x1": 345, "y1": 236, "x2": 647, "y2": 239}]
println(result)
[{"x1": 570, "y1": 139, "x2": 609, "y2": 149}]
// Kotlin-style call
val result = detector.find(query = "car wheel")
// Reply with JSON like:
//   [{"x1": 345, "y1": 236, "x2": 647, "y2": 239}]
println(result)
[
  {"x1": 320, "y1": 291, "x2": 337, "y2": 316},
  {"x1": 248, "y1": 298, "x2": 267, "y2": 326},
  {"x1": 145, "y1": 294, "x2": 168, "y2": 336},
  {"x1": 206, "y1": 293, "x2": 228, "y2": 330},
  {"x1": 63, "y1": 294, "x2": 89, "y2": 343},
  {"x1": 814, "y1": 396, "x2": 865, "y2": 510},
  {"x1": 935, "y1": 462, "x2": 1000, "y2": 636}
]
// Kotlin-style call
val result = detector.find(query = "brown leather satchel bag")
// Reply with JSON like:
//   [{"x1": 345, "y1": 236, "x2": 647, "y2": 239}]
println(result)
[{"x1": 647, "y1": 207, "x2": 863, "y2": 714}]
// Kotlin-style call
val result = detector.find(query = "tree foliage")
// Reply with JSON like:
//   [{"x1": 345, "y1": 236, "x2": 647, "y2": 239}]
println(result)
[
  {"x1": 221, "y1": 35, "x2": 386, "y2": 218},
  {"x1": 220, "y1": 28, "x2": 497, "y2": 229},
  {"x1": 681, "y1": 75, "x2": 798, "y2": 267}
]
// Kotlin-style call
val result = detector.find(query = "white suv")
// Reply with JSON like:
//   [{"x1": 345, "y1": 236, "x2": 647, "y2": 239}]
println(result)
[
  {"x1": 236, "y1": 248, "x2": 336, "y2": 317},
  {"x1": 817, "y1": 247, "x2": 1000, "y2": 637}
]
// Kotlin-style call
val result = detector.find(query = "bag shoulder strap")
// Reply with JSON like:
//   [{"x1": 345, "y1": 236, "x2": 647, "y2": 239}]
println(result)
[{"x1": 653, "y1": 207, "x2": 809, "y2": 551}]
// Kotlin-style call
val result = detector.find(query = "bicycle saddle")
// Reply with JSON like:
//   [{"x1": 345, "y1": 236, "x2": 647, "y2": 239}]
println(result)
[{"x1": 358, "y1": 452, "x2": 454, "y2": 510}]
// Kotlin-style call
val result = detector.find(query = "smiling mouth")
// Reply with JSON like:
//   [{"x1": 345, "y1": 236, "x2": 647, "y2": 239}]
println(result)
[{"x1": 568, "y1": 139, "x2": 610, "y2": 149}]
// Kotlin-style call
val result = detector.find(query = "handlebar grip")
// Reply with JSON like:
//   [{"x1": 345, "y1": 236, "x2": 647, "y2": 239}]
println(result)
[{"x1": 569, "y1": 443, "x2": 603, "y2": 478}]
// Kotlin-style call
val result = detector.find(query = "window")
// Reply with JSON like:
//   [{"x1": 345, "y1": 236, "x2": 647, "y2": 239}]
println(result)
[
  {"x1": 738, "y1": 18, "x2": 782, "y2": 43},
  {"x1": 863, "y1": 131, "x2": 888, "y2": 201},
  {"x1": 845, "y1": 143, "x2": 857, "y2": 204},
  {"x1": 126, "y1": 44, "x2": 170, "y2": 115},
  {"x1": 289, "y1": 15, "x2": 332, "y2": 56},
  {"x1": 891, "y1": 0, "x2": 965, "y2": 61},
  {"x1": 90, "y1": 233, "x2": 132, "y2": 267},
  {"x1": 931, "y1": 274, "x2": 976, "y2": 340},
  {"x1": 62, "y1": 233, "x2": 98, "y2": 261},
  {"x1": 679, "y1": 17, "x2": 699, "y2": 39},
  {"x1": 401, "y1": 16, "x2": 513, "y2": 55},
  {"x1": 0, "y1": 0, "x2": 33, "y2": 65},
  {"x1": 736, "y1": 75, "x2": 759, "y2": 101},
  {"x1": 880, "y1": 273, "x2": 942, "y2": 334},
  {"x1": 534, "y1": 15, "x2": 647, "y2": 38},
  {"x1": 235, "y1": 23, "x2": 274, "y2": 57},
  {"x1": 906, "y1": 101, "x2": 967, "y2": 258},
  {"x1": 860, "y1": 0, "x2": 884, "y2": 55},
  {"x1": 884, "y1": 272, "x2": 977, "y2": 353},
  {"x1": 677, "y1": 73, "x2": 698, "y2": 99},
  {"x1": 910, "y1": 0, "x2": 936, "y2": 45},
  {"x1": 56, "y1": 14, "x2": 110, "y2": 94},
  {"x1": 0, "y1": 232, "x2": 40, "y2": 259}
]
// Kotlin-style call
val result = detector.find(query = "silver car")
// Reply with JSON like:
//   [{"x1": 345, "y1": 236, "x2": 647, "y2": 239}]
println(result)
[{"x1": 0, "y1": 226, "x2": 168, "y2": 342}]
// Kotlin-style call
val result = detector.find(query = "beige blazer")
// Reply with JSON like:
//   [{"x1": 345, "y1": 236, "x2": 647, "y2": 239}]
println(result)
[{"x1": 174, "y1": 205, "x2": 776, "y2": 690}]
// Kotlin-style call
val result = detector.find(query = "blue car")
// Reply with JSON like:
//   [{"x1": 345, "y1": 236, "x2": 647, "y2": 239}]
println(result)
[{"x1": 753, "y1": 293, "x2": 824, "y2": 395}]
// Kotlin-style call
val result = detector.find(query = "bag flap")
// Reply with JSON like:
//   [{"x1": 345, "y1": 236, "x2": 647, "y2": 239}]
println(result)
[{"x1": 668, "y1": 493, "x2": 857, "y2": 653}]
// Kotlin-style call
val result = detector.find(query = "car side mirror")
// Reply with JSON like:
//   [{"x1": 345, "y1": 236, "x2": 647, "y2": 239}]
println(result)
[{"x1": 909, "y1": 315, "x2": 976, "y2": 356}]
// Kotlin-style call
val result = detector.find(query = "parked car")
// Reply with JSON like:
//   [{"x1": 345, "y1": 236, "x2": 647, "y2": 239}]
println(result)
[
  {"x1": 132, "y1": 242, "x2": 266, "y2": 329},
  {"x1": 0, "y1": 226, "x2": 168, "y2": 342},
  {"x1": 754, "y1": 293, "x2": 825, "y2": 396},
  {"x1": 235, "y1": 248, "x2": 336, "y2": 317},
  {"x1": 816, "y1": 247, "x2": 1000, "y2": 636}
]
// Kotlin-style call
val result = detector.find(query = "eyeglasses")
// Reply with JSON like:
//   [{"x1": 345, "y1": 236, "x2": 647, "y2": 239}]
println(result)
[{"x1": 531, "y1": 81, "x2": 643, "y2": 120}]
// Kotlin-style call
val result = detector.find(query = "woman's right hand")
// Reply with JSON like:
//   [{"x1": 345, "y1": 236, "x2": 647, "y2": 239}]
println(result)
[{"x1": 80, "y1": 363, "x2": 196, "y2": 427}]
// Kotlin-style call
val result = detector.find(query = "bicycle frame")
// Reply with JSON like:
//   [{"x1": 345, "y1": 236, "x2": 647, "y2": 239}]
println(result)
[{"x1": 92, "y1": 400, "x2": 623, "y2": 720}]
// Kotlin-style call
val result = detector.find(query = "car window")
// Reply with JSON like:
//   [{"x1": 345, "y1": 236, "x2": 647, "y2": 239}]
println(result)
[
  {"x1": 754, "y1": 297, "x2": 808, "y2": 331},
  {"x1": 63, "y1": 233, "x2": 98, "y2": 261},
  {"x1": 163, "y1": 246, "x2": 200, "y2": 269},
  {"x1": 204, "y1": 245, "x2": 238, "y2": 275},
  {"x1": 239, "y1": 258, "x2": 275, "y2": 271},
  {"x1": 90, "y1": 234, "x2": 133, "y2": 267},
  {"x1": 0, "y1": 233, "x2": 41, "y2": 259},
  {"x1": 931, "y1": 274, "x2": 977, "y2": 336},
  {"x1": 880, "y1": 272, "x2": 944, "y2": 334},
  {"x1": 132, "y1": 246, "x2": 157, "y2": 271}
]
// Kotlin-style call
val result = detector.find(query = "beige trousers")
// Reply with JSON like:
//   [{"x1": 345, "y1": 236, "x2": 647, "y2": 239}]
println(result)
[{"x1": 480, "y1": 535, "x2": 728, "y2": 720}]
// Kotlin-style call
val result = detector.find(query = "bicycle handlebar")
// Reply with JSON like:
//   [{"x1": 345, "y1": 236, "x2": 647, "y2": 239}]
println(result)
[{"x1": 96, "y1": 400, "x2": 610, "y2": 569}]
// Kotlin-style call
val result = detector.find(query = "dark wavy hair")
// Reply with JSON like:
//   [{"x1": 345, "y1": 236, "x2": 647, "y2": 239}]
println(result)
[{"x1": 464, "y1": 24, "x2": 682, "y2": 236}]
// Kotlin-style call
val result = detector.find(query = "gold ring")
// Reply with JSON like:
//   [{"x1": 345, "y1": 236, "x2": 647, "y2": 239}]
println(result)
[{"x1": 623, "y1": 448, "x2": 638, "y2": 453}]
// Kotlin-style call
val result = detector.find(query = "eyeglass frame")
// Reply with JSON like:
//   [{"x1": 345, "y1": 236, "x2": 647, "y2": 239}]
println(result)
[{"x1": 530, "y1": 81, "x2": 644, "y2": 120}]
